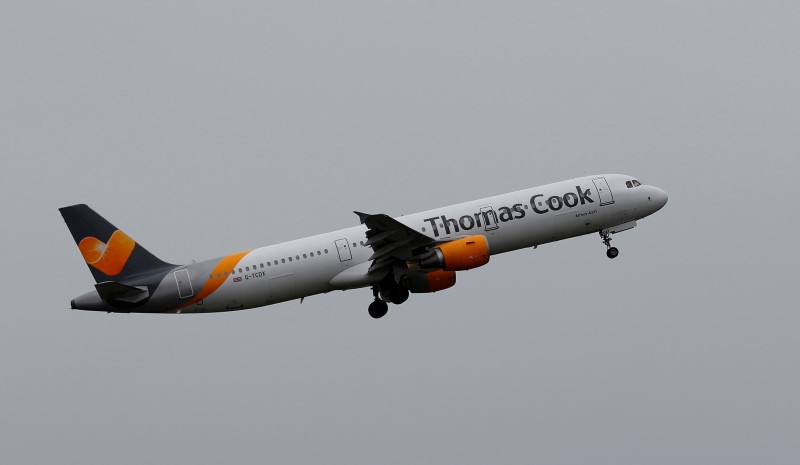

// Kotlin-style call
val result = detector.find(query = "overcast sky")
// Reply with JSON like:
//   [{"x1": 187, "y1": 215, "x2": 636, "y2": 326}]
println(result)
[{"x1": 1, "y1": 1, "x2": 799, "y2": 464}]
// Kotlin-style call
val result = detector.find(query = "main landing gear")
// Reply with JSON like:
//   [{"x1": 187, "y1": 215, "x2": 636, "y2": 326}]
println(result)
[
  {"x1": 368, "y1": 299, "x2": 388, "y2": 319},
  {"x1": 600, "y1": 231, "x2": 619, "y2": 259},
  {"x1": 367, "y1": 279, "x2": 409, "y2": 319}
]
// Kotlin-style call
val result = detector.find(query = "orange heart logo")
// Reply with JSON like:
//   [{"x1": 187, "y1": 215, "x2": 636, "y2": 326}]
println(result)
[{"x1": 78, "y1": 230, "x2": 136, "y2": 276}]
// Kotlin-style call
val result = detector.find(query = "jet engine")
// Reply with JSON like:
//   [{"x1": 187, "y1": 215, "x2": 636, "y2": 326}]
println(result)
[
  {"x1": 404, "y1": 269, "x2": 457, "y2": 293},
  {"x1": 418, "y1": 235, "x2": 490, "y2": 271}
]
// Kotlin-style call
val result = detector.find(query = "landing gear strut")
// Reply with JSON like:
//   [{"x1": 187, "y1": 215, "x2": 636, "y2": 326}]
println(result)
[
  {"x1": 600, "y1": 231, "x2": 619, "y2": 259},
  {"x1": 367, "y1": 279, "x2": 410, "y2": 319}
]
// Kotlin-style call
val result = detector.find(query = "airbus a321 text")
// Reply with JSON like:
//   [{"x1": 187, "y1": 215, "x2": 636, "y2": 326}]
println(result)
[{"x1": 62, "y1": 174, "x2": 668, "y2": 318}]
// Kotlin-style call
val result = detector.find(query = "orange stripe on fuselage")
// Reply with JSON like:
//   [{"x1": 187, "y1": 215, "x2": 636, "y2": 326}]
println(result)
[{"x1": 178, "y1": 250, "x2": 251, "y2": 309}]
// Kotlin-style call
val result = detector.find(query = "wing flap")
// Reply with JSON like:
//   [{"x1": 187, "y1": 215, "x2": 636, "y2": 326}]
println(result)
[
  {"x1": 367, "y1": 238, "x2": 413, "y2": 261},
  {"x1": 355, "y1": 212, "x2": 435, "y2": 272}
]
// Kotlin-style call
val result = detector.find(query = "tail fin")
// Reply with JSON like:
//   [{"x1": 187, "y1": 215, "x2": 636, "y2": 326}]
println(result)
[{"x1": 59, "y1": 204, "x2": 176, "y2": 283}]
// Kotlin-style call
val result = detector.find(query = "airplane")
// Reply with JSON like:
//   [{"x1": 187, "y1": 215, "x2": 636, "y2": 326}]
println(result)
[{"x1": 61, "y1": 174, "x2": 668, "y2": 318}]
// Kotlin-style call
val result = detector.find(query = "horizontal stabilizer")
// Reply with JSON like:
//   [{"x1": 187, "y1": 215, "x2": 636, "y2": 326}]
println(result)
[{"x1": 95, "y1": 281, "x2": 150, "y2": 304}]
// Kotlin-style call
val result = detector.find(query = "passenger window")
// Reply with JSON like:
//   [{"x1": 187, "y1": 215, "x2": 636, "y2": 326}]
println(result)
[
  {"x1": 324, "y1": 249, "x2": 329, "y2": 254},
  {"x1": 238, "y1": 268, "x2": 242, "y2": 273},
  {"x1": 317, "y1": 250, "x2": 321, "y2": 255},
  {"x1": 310, "y1": 252, "x2": 314, "y2": 257},
  {"x1": 303, "y1": 254, "x2": 307, "y2": 258},
  {"x1": 281, "y1": 259, "x2": 285, "y2": 263},
  {"x1": 352, "y1": 242, "x2": 357, "y2": 248},
  {"x1": 296, "y1": 255, "x2": 300, "y2": 260},
  {"x1": 224, "y1": 271, "x2": 229, "y2": 276},
  {"x1": 246, "y1": 266, "x2": 250, "y2": 271},
  {"x1": 274, "y1": 260, "x2": 278, "y2": 265},
  {"x1": 209, "y1": 274, "x2": 213, "y2": 280},
  {"x1": 288, "y1": 257, "x2": 292, "y2": 262},
  {"x1": 217, "y1": 273, "x2": 221, "y2": 278}
]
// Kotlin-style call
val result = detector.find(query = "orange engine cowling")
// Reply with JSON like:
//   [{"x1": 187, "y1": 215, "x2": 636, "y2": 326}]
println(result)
[
  {"x1": 404, "y1": 269, "x2": 457, "y2": 293},
  {"x1": 419, "y1": 235, "x2": 490, "y2": 271}
]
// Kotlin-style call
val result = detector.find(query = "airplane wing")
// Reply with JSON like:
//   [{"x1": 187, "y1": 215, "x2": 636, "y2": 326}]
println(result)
[{"x1": 355, "y1": 212, "x2": 436, "y2": 272}]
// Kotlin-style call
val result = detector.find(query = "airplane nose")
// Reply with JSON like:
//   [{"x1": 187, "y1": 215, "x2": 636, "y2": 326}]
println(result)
[
  {"x1": 657, "y1": 187, "x2": 668, "y2": 207},
  {"x1": 649, "y1": 187, "x2": 668, "y2": 210}
]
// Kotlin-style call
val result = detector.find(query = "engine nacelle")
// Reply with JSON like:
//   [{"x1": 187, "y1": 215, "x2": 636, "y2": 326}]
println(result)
[
  {"x1": 404, "y1": 269, "x2": 457, "y2": 293},
  {"x1": 419, "y1": 235, "x2": 490, "y2": 271}
]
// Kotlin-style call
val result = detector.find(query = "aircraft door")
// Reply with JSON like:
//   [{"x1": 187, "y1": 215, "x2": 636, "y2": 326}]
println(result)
[
  {"x1": 592, "y1": 177, "x2": 615, "y2": 206},
  {"x1": 480, "y1": 207, "x2": 499, "y2": 231},
  {"x1": 173, "y1": 269, "x2": 194, "y2": 299},
  {"x1": 334, "y1": 238, "x2": 352, "y2": 262}
]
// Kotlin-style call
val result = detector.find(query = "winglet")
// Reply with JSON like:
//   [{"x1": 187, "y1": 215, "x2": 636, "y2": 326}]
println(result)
[{"x1": 354, "y1": 211, "x2": 372, "y2": 224}]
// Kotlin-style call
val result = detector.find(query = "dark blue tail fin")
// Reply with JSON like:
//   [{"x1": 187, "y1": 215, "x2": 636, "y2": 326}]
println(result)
[{"x1": 59, "y1": 204, "x2": 176, "y2": 283}]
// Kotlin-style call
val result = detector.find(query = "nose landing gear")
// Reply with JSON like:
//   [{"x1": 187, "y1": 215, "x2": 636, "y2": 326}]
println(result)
[{"x1": 601, "y1": 231, "x2": 619, "y2": 259}]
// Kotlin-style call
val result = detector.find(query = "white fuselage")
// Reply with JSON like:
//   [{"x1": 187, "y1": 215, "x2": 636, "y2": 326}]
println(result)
[{"x1": 173, "y1": 174, "x2": 667, "y2": 313}]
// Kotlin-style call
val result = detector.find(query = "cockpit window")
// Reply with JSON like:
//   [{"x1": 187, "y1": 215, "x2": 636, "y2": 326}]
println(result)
[
  {"x1": 632, "y1": 180, "x2": 642, "y2": 187},
  {"x1": 626, "y1": 181, "x2": 633, "y2": 188}
]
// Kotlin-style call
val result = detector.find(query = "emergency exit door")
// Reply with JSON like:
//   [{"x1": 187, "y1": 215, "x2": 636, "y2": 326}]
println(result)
[
  {"x1": 480, "y1": 206, "x2": 499, "y2": 231},
  {"x1": 174, "y1": 269, "x2": 194, "y2": 299},
  {"x1": 334, "y1": 239, "x2": 352, "y2": 262}
]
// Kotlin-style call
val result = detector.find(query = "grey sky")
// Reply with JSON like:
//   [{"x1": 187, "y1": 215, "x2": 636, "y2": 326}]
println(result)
[{"x1": 1, "y1": 1, "x2": 798, "y2": 464}]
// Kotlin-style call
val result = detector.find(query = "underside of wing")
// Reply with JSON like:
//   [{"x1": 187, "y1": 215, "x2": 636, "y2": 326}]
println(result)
[
  {"x1": 354, "y1": 212, "x2": 491, "y2": 301},
  {"x1": 354, "y1": 212, "x2": 436, "y2": 272}
]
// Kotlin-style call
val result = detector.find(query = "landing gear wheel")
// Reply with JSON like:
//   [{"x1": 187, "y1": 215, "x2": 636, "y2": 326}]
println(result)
[
  {"x1": 387, "y1": 286, "x2": 409, "y2": 305},
  {"x1": 600, "y1": 231, "x2": 619, "y2": 259},
  {"x1": 368, "y1": 300, "x2": 389, "y2": 319}
]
